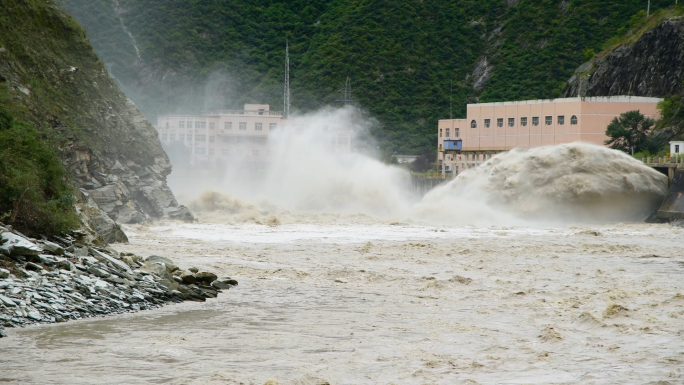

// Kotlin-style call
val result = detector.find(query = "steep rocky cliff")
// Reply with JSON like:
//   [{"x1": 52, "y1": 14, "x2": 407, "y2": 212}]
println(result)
[
  {"x1": 0, "y1": 0, "x2": 192, "y2": 242},
  {"x1": 564, "y1": 17, "x2": 684, "y2": 98}
]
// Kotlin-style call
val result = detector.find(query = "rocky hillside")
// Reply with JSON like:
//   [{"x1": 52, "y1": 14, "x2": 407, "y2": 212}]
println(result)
[
  {"x1": 0, "y1": 0, "x2": 192, "y2": 241},
  {"x1": 564, "y1": 12, "x2": 684, "y2": 98},
  {"x1": 564, "y1": 8, "x2": 684, "y2": 142},
  {"x1": 56, "y1": 0, "x2": 674, "y2": 156}
]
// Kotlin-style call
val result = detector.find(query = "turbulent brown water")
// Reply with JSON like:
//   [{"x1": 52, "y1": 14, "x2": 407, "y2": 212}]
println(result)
[
  {"x1": 0, "y1": 121, "x2": 676, "y2": 384},
  {"x1": 1, "y1": 218, "x2": 683, "y2": 384}
]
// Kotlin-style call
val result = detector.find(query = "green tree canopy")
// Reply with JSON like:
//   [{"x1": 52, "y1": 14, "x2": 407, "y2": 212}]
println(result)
[{"x1": 605, "y1": 110, "x2": 655, "y2": 154}]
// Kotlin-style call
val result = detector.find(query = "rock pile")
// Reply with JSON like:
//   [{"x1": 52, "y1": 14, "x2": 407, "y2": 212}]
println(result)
[{"x1": 0, "y1": 225, "x2": 236, "y2": 338}]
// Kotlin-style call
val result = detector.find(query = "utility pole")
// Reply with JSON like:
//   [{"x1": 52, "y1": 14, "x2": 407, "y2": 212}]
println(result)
[
  {"x1": 647, "y1": 0, "x2": 650, "y2": 16},
  {"x1": 335, "y1": 77, "x2": 353, "y2": 105},
  {"x1": 450, "y1": 81, "x2": 453, "y2": 119},
  {"x1": 284, "y1": 41, "x2": 290, "y2": 119}
]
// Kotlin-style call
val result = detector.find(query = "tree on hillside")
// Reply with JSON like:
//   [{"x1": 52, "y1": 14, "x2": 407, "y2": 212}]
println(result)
[
  {"x1": 605, "y1": 110, "x2": 655, "y2": 155},
  {"x1": 657, "y1": 94, "x2": 684, "y2": 138}
]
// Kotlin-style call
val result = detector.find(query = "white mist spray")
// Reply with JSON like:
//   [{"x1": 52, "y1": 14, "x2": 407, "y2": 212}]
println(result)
[{"x1": 167, "y1": 107, "x2": 668, "y2": 225}]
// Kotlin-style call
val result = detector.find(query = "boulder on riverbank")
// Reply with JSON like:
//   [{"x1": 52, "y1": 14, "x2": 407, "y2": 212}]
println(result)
[{"x1": 0, "y1": 224, "x2": 237, "y2": 337}]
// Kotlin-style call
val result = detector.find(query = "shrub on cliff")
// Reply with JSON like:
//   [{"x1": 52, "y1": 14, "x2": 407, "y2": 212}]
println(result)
[{"x1": 0, "y1": 105, "x2": 78, "y2": 235}]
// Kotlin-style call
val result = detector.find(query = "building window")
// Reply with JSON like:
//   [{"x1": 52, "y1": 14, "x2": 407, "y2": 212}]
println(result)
[
  {"x1": 470, "y1": 120, "x2": 477, "y2": 128},
  {"x1": 439, "y1": 129, "x2": 442, "y2": 137},
  {"x1": 209, "y1": 123, "x2": 215, "y2": 130},
  {"x1": 179, "y1": 134, "x2": 184, "y2": 141},
  {"x1": 195, "y1": 148, "x2": 206, "y2": 155},
  {"x1": 508, "y1": 118, "x2": 515, "y2": 127},
  {"x1": 209, "y1": 136, "x2": 215, "y2": 143},
  {"x1": 532, "y1": 117, "x2": 539, "y2": 126},
  {"x1": 195, "y1": 135, "x2": 206, "y2": 142},
  {"x1": 179, "y1": 121, "x2": 185, "y2": 129},
  {"x1": 545, "y1": 116, "x2": 552, "y2": 125},
  {"x1": 455, "y1": 128, "x2": 460, "y2": 137},
  {"x1": 186, "y1": 121, "x2": 193, "y2": 129},
  {"x1": 195, "y1": 122, "x2": 201, "y2": 129},
  {"x1": 209, "y1": 149, "x2": 214, "y2": 155},
  {"x1": 270, "y1": 123, "x2": 277, "y2": 130},
  {"x1": 253, "y1": 150, "x2": 259, "y2": 156},
  {"x1": 255, "y1": 123, "x2": 263, "y2": 131},
  {"x1": 558, "y1": 115, "x2": 565, "y2": 125},
  {"x1": 236, "y1": 136, "x2": 243, "y2": 143},
  {"x1": 186, "y1": 134, "x2": 191, "y2": 142},
  {"x1": 222, "y1": 149, "x2": 229, "y2": 155},
  {"x1": 162, "y1": 134, "x2": 168, "y2": 141},
  {"x1": 238, "y1": 149, "x2": 244, "y2": 156},
  {"x1": 676, "y1": 145, "x2": 680, "y2": 153},
  {"x1": 446, "y1": 128, "x2": 450, "y2": 137},
  {"x1": 570, "y1": 115, "x2": 578, "y2": 125},
  {"x1": 497, "y1": 118, "x2": 503, "y2": 127},
  {"x1": 165, "y1": 122, "x2": 169, "y2": 127},
  {"x1": 225, "y1": 122, "x2": 232, "y2": 130},
  {"x1": 484, "y1": 119, "x2": 491, "y2": 128},
  {"x1": 169, "y1": 134, "x2": 175, "y2": 141},
  {"x1": 521, "y1": 117, "x2": 528, "y2": 126},
  {"x1": 239, "y1": 122, "x2": 247, "y2": 130}
]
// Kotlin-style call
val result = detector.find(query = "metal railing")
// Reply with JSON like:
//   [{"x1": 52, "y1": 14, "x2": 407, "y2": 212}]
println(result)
[
  {"x1": 641, "y1": 155, "x2": 684, "y2": 164},
  {"x1": 202, "y1": 110, "x2": 283, "y2": 117}
]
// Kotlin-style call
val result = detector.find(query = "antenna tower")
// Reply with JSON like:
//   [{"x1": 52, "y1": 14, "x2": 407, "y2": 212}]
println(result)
[
  {"x1": 335, "y1": 77, "x2": 353, "y2": 105},
  {"x1": 284, "y1": 41, "x2": 290, "y2": 119}
]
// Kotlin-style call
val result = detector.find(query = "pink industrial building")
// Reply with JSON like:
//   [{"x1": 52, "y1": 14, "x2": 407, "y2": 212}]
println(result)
[
  {"x1": 156, "y1": 104, "x2": 281, "y2": 167},
  {"x1": 437, "y1": 96, "x2": 662, "y2": 175},
  {"x1": 156, "y1": 104, "x2": 352, "y2": 167}
]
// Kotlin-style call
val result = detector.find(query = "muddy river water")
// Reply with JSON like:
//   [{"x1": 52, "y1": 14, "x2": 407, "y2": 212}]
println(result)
[{"x1": 1, "y1": 218, "x2": 683, "y2": 384}]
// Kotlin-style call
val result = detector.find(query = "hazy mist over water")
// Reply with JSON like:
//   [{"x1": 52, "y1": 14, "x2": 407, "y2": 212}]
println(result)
[{"x1": 167, "y1": 106, "x2": 668, "y2": 226}]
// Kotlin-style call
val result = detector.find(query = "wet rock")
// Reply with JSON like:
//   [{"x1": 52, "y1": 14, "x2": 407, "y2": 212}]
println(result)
[
  {"x1": 1, "y1": 233, "x2": 42, "y2": 257},
  {"x1": 39, "y1": 241, "x2": 64, "y2": 256},
  {"x1": 219, "y1": 277, "x2": 239, "y2": 286},
  {"x1": 180, "y1": 270, "x2": 196, "y2": 285},
  {"x1": 89, "y1": 248, "x2": 132, "y2": 273},
  {"x1": 211, "y1": 280, "x2": 232, "y2": 290},
  {"x1": 146, "y1": 255, "x2": 178, "y2": 273},
  {"x1": 0, "y1": 294, "x2": 17, "y2": 307},
  {"x1": 25, "y1": 262, "x2": 44, "y2": 271},
  {"x1": 188, "y1": 267, "x2": 199, "y2": 273},
  {"x1": 195, "y1": 272, "x2": 217, "y2": 285},
  {"x1": 0, "y1": 232, "x2": 224, "y2": 337}
]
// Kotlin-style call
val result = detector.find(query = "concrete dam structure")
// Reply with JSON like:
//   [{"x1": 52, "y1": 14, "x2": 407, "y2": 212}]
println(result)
[{"x1": 657, "y1": 169, "x2": 684, "y2": 219}]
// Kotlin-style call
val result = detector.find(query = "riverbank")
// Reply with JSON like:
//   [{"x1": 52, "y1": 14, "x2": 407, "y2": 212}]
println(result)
[{"x1": 0, "y1": 224, "x2": 235, "y2": 337}]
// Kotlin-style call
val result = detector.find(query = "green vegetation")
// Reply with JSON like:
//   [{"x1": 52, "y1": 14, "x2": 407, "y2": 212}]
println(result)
[
  {"x1": 0, "y1": 100, "x2": 78, "y2": 235},
  {"x1": 605, "y1": 110, "x2": 660, "y2": 156},
  {"x1": 1, "y1": 0, "x2": 169, "y2": 234},
  {"x1": 657, "y1": 94, "x2": 684, "y2": 137},
  {"x1": 55, "y1": 0, "x2": 677, "y2": 157}
]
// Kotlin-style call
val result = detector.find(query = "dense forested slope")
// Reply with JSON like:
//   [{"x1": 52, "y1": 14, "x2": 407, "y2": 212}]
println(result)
[{"x1": 57, "y1": 0, "x2": 676, "y2": 155}]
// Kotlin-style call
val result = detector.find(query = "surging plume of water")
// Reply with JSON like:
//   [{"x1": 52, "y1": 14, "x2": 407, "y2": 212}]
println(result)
[
  {"x1": 415, "y1": 143, "x2": 668, "y2": 225},
  {"x1": 262, "y1": 107, "x2": 413, "y2": 217},
  {"x1": 170, "y1": 106, "x2": 415, "y2": 220},
  {"x1": 169, "y1": 105, "x2": 667, "y2": 225}
]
